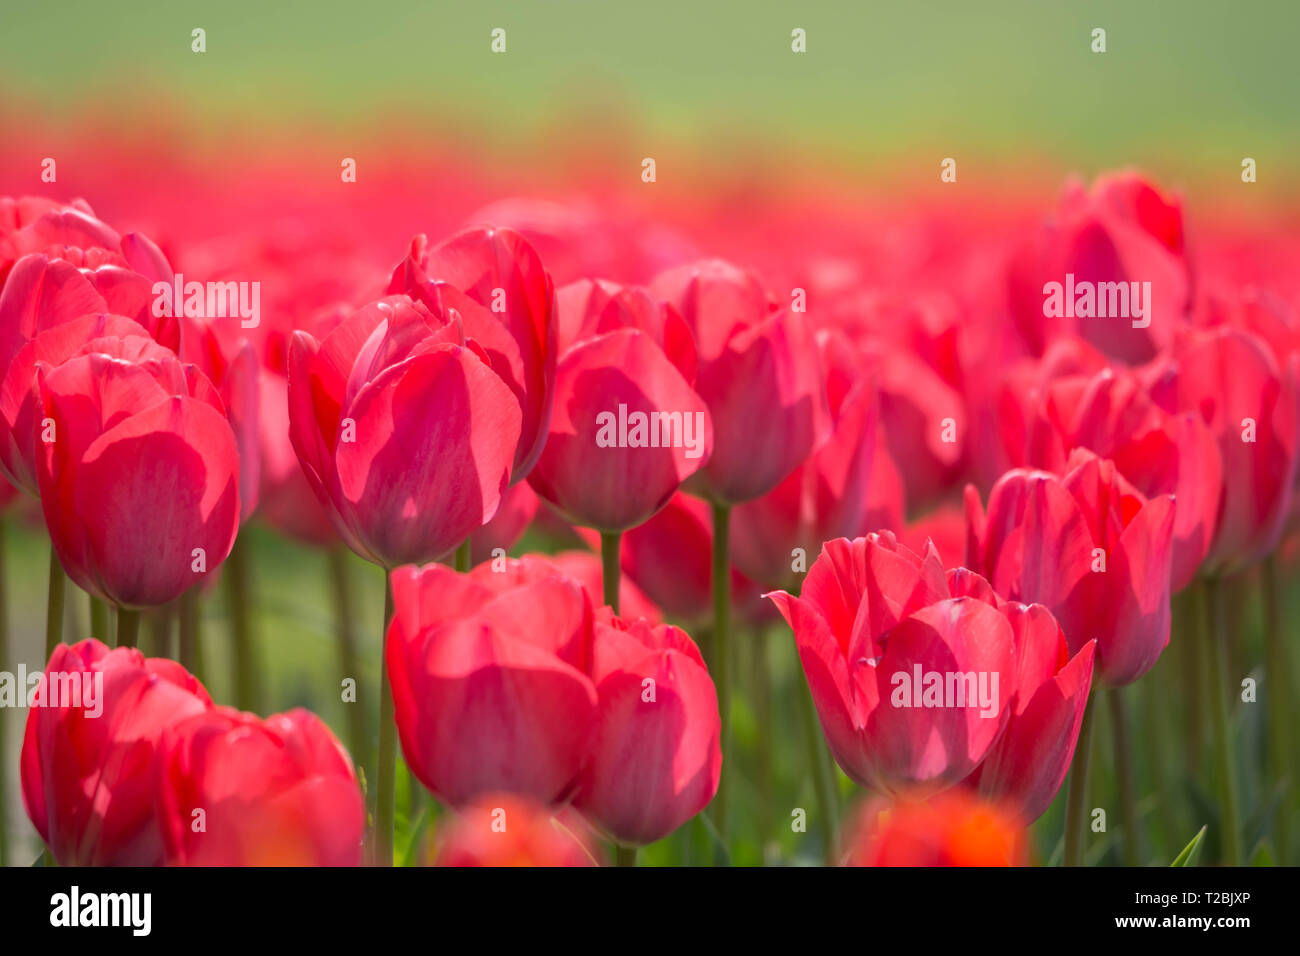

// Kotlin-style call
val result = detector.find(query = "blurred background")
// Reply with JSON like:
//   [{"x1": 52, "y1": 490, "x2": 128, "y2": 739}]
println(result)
[{"x1": 1, "y1": 0, "x2": 1297, "y2": 866}]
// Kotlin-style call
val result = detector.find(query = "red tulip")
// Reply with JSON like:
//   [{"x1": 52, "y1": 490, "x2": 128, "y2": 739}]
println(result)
[
  {"x1": 1147, "y1": 325, "x2": 1300, "y2": 574},
  {"x1": 966, "y1": 449, "x2": 1174, "y2": 685},
  {"x1": 387, "y1": 228, "x2": 557, "y2": 481},
  {"x1": 651, "y1": 259, "x2": 829, "y2": 504},
  {"x1": 731, "y1": 330, "x2": 876, "y2": 588},
  {"x1": 767, "y1": 533, "x2": 1016, "y2": 793},
  {"x1": 997, "y1": 354, "x2": 1222, "y2": 591},
  {"x1": 529, "y1": 279, "x2": 712, "y2": 531},
  {"x1": 0, "y1": 197, "x2": 179, "y2": 368},
  {"x1": 0, "y1": 312, "x2": 152, "y2": 494},
  {"x1": 386, "y1": 557, "x2": 598, "y2": 806},
  {"x1": 287, "y1": 294, "x2": 523, "y2": 567},
  {"x1": 1007, "y1": 172, "x2": 1189, "y2": 364},
  {"x1": 35, "y1": 334, "x2": 241, "y2": 607},
  {"x1": 21, "y1": 639, "x2": 212, "y2": 866},
  {"x1": 546, "y1": 549, "x2": 663, "y2": 624},
  {"x1": 841, "y1": 790, "x2": 1028, "y2": 866},
  {"x1": 432, "y1": 795, "x2": 600, "y2": 867},
  {"x1": 963, "y1": 603, "x2": 1095, "y2": 821},
  {"x1": 573, "y1": 611, "x2": 721, "y2": 845},
  {"x1": 155, "y1": 706, "x2": 364, "y2": 866}
]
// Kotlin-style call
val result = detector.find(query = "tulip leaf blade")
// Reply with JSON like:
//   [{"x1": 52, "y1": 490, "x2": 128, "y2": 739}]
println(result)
[{"x1": 1170, "y1": 825, "x2": 1207, "y2": 867}]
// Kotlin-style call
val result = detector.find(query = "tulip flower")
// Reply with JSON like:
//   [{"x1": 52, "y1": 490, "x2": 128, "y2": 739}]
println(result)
[
  {"x1": 545, "y1": 549, "x2": 663, "y2": 624},
  {"x1": 963, "y1": 603, "x2": 1096, "y2": 822},
  {"x1": 155, "y1": 706, "x2": 364, "y2": 866},
  {"x1": 21, "y1": 639, "x2": 212, "y2": 866},
  {"x1": 386, "y1": 556, "x2": 598, "y2": 808},
  {"x1": 35, "y1": 332, "x2": 242, "y2": 635},
  {"x1": 1146, "y1": 325, "x2": 1300, "y2": 575},
  {"x1": 767, "y1": 533, "x2": 1016, "y2": 793},
  {"x1": 287, "y1": 294, "x2": 522, "y2": 568},
  {"x1": 573, "y1": 611, "x2": 721, "y2": 853},
  {"x1": 966, "y1": 449, "x2": 1174, "y2": 687},
  {"x1": 1007, "y1": 172, "x2": 1190, "y2": 363},
  {"x1": 386, "y1": 227, "x2": 557, "y2": 481},
  {"x1": 432, "y1": 795, "x2": 600, "y2": 867},
  {"x1": 731, "y1": 329, "x2": 875, "y2": 590},
  {"x1": 0, "y1": 198, "x2": 180, "y2": 369},
  {"x1": 841, "y1": 790, "x2": 1028, "y2": 866}
]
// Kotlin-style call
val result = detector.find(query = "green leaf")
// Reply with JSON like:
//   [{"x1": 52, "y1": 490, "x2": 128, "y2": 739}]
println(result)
[{"x1": 1170, "y1": 826, "x2": 1207, "y2": 867}]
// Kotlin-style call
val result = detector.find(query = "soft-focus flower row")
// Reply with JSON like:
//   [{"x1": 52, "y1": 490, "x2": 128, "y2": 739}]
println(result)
[{"x1": 2, "y1": 151, "x2": 1296, "y2": 865}]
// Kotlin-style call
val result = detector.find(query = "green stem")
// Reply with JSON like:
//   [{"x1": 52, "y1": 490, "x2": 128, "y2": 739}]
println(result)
[
  {"x1": 45, "y1": 547, "x2": 65, "y2": 658},
  {"x1": 88, "y1": 594, "x2": 109, "y2": 643},
  {"x1": 600, "y1": 530, "x2": 622, "y2": 614},
  {"x1": 1107, "y1": 686, "x2": 1140, "y2": 866},
  {"x1": 614, "y1": 845, "x2": 637, "y2": 867},
  {"x1": 374, "y1": 573, "x2": 397, "y2": 866},
  {"x1": 1204, "y1": 575, "x2": 1241, "y2": 865},
  {"x1": 752, "y1": 627, "x2": 774, "y2": 858},
  {"x1": 797, "y1": 677, "x2": 840, "y2": 864},
  {"x1": 178, "y1": 587, "x2": 199, "y2": 673},
  {"x1": 710, "y1": 501, "x2": 732, "y2": 849},
  {"x1": 116, "y1": 608, "x2": 141, "y2": 650},
  {"x1": 1063, "y1": 688, "x2": 1096, "y2": 866},
  {"x1": 1262, "y1": 555, "x2": 1293, "y2": 864},
  {"x1": 454, "y1": 538, "x2": 471, "y2": 573},
  {"x1": 328, "y1": 548, "x2": 367, "y2": 770},
  {"x1": 225, "y1": 536, "x2": 260, "y2": 712}
]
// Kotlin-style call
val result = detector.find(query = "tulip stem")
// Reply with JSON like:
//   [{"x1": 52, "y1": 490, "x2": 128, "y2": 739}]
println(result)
[
  {"x1": 600, "y1": 531, "x2": 622, "y2": 614},
  {"x1": 1063, "y1": 688, "x2": 1096, "y2": 866},
  {"x1": 1262, "y1": 555, "x2": 1293, "y2": 863},
  {"x1": 329, "y1": 548, "x2": 367, "y2": 771},
  {"x1": 88, "y1": 593, "x2": 109, "y2": 643},
  {"x1": 710, "y1": 501, "x2": 732, "y2": 849},
  {"x1": 0, "y1": 520, "x2": 9, "y2": 867},
  {"x1": 374, "y1": 574, "x2": 397, "y2": 866},
  {"x1": 225, "y1": 536, "x2": 260, "y2": 712},
  {"x1": 116, "y1": 608, "x2": 141, "y2": 650},
  {"x1": 615, "y1": 845, "x2": 637, "y2": 867},
  {"x1": 1204, "y1": 575, "x2": 1241, "y2": 865},
  {"x1": 797, "y1": 676, "x2": 840, "y2": 865},
  {"x1": 1106, "y1": 687, "x2": 1141, "y2": 865},
  {"x1": 454, "y1": 539, "x2": 471, "y2": 573},
  {"x1": 178, "y1": 587, "x2": 199, "y2": 673},
  {"x1": 45, "y1": 547, "x2": 65, "y2": 657}
]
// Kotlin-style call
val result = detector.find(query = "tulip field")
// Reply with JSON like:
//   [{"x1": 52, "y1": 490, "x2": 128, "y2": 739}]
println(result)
[{"x1": 0, "y1": 1, "x2": 1298, "y2": 894}]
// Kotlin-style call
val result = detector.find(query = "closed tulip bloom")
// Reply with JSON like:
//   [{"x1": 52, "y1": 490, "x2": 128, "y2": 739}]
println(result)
[
  {"x1": 1007, "y1": 172, "x2": 1189, "y2": 363},
  {"x1": 287, "y1": 294, "x2": 523, "y2": 567},
  {"x1": 36, "y1": 335, "x2": 241, "y2": 608},
  {"x1": 767, "y1": 533, "x2": 1016, "y2": 793},
  {"x1": 21, "y1": 639, "x2": 212, "y2": 866},
  {"x1": 652, "y1": 259, "x2": 829, "y2": 504},
  {"x1": 841, "y1": 790, "x2": 1028, "y2": 866},
  {"x1": 1148, "y1": 325, "x2": 1300, "y2": 574},
  {"x1": 0, "y1": 196, "x2": 179, "y2": 368},
  {"x1": 387, "y1": 557, "x2": 598, "y2": 807},
  {"x1": 966, "y1": 449, "x2": 1175, "y2": 685},
  {"x1": 387, "y1": 228, "x2": 557, "y2": 481},
  {"x1": 573, "y1": 611, "x2": 721, "y2": 846},
  {"x1": 731, "y1": 330, "x2": 876, "y2": 588},
  {"x1": 155, "y1": 706, "x2": 364, "y2": 866},
  {"x1": 433, "y1": 795, "x2": 600, "y2": 867},
  {"x1": 998, "y1": 358, "x2": 1222, "y2": 591},
  {"x1": 963, "y1": 603, "x2": 1095, "y2": 822},
  {"x1": 529, "y1": 279, "x2": 712, "y2": 531},
  {"x1": 0, "y1": 312, "x2": 152, "y2": 494}
]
